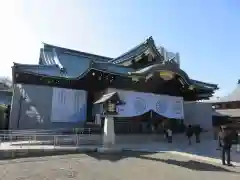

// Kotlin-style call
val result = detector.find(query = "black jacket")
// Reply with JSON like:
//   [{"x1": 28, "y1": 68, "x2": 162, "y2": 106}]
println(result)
[
  {"x1": 193, "y1": 125, "x2": 202, "y2": 135},
  {"x1": 219, "y1": 131, "x2": 233, "y2": 148},
  {"x1": 186, "y1": 127, "x2": 193, "y2": 137}
]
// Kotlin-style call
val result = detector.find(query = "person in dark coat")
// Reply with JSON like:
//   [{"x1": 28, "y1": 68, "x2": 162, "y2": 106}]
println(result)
[
  {"x1": 163, "y1": 128, "x2": 168, "y2": 140},
  {"x1": 193, "y1": 125, "x2": 202, "y2": 143},
  {"x1": 219, "y1": 126, "x2": 233, "y2": 166},
  {"x1": 216, "y1": 126, "x2": 223, "y2": 150},
  {"x1": 186, "y1": 125, "x2": 193, "y2": 145}
]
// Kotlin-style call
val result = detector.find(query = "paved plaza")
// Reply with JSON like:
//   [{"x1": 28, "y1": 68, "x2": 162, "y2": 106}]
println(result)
[
  {"x1": 1, "y1": 132, "x2": 239, "y2": 164},
  {"x1": 0, "y1": 132, "x2": 239, "y2": 179},
  {"x1": 0, "y1": 151, "x2": 239, "y2": 180},
  {"x1": 119, "y1": 139, "x2": 240, "y2": 165}
]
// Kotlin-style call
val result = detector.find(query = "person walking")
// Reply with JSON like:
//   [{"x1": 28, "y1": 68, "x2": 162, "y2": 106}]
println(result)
[
  {"x1": 216, "y1": 126, "x2": 222, "y2": 150},
  {"x1": 219, "y1": 126, "x2": 233, "y2": 166},
  {"x1": 167, "y1": 128, "x2": 172, "y2": 143},
  {"x1": 194, "y1": 125, "x2": 201, "y2": 143},
  {"x1": 163, "y1": 128, "x2": 168, "y2": 140},
  {"x1": 186, "y1": 125, "x2": 193, "y2": 145}
]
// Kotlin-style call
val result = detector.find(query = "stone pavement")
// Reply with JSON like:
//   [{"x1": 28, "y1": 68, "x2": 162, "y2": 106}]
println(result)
[
  {"x1": 1, "y1": 152, "x2": 239, "y2": 180},
  {"x1": 0, "y1": 140, "x2": 99, "y2": 159},
  {"x1": 0, "y1": 133, "x2": 239, "y2": 166},
  {"x1": 117, "y1": 136, "x2": 240, "y2": 166}
]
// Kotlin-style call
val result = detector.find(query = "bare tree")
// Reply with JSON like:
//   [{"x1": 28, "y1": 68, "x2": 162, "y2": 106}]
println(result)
[{"x1": 0, "y1": 77, "x2": 12, "y2": 90}]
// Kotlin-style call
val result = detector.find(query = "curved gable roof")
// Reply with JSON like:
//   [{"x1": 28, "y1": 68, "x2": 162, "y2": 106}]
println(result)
[
  {"x1": 128, "y1": 62, "x2": 218, "y2": 91},
  {"x1": 20, "y1": 38, "x2": 218, "y2": 94},
  {"x1": 40, "y1": 43, "x2": 114, "y2": 78},
  {"x1": 109, "y1": 36, "x2": 163, "y2": 64},
  {"x1": 42, "y1": 43, "x2": 113, "y2": 62},
  {"x1": 13, "y1": 61, "x2": 134, "y2": 79}
]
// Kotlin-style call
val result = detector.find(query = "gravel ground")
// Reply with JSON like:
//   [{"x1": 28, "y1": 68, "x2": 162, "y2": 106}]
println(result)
[{"x1": 0, "y1": 151, "x2": 239, "y2": 180}]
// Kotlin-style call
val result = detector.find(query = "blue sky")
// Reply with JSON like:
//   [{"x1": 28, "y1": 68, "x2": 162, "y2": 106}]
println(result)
[{"x1": 0, "y1": 0, "x2": 239, "y2": 97}]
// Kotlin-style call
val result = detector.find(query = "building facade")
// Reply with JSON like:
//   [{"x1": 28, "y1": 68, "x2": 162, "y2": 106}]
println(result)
[
  {"x1": 212, "y1": 80, "x2": 240, "y2": 122},
  {"x1": 9, "y1": 37, "x2": 218, "y2": 132}
]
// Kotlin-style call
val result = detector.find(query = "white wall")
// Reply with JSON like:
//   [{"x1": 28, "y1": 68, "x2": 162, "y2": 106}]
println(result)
[{"x1": 10, "y1": 84, "x2": 87, "y2": 130}]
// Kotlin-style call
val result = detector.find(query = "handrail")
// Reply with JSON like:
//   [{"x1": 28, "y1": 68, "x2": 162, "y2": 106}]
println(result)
[
  {"x1": 0, "y1": 127, "x2": 101, "y2": 133},
  {"x1": 0, "y1": 133, "x2": 102, "y2": 147}
]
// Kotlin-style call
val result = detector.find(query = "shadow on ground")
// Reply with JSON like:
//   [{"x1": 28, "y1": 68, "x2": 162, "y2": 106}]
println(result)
[
  {"x1": 86, "y1": 151, "x2": 238, "y2": 173},
  {"x1": 0, "y1": 149, "x2": 157, "y2": 162},
  {"x1": 0, "y1": 150, "x2": 156, "y2": 165},
  {"x1": 138, "y1": 155, "x2": 237, "y2": 173},
  {"x1": 0, "y1": 150, "x2": 238, "y2": 173},
  {"x1": 86, "y1": 150, "x2": 158, "y2": 162},
  {"x1": 173, "y1": 143, "x2": 240, "y2": 163}
]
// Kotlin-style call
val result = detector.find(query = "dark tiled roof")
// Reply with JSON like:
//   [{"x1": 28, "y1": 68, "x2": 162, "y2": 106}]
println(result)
[
  {"x1": 13, "y1": 61, "x2": 134, "y2": 79},
  {"x1": 128, "y1": 63, "x2": 218, "y2": 90},
  {"x1": 43, "y1": 43, "x2": 113, "y2": 62},
  {"x1": 13, "y1": 63, "x2": 63, "y2": 77},
  {"x1": 91, "y1": 62, "x2": 134, "y2": 75},
  {"x1": 13, "y1": 60, "x2": 218, "y2": 92},
  {"x1": 109, "y1": 36, "x2": 163, "y2": 64},
  {"x1": 13, "y1": 37, "x2": 218, "y2": 94},
  {"x1": 129, "y1": 63, "x2": 189, "y2": 78},
  {"x1": 190, "y1": 80, "x2": 218, "y2": 89}
]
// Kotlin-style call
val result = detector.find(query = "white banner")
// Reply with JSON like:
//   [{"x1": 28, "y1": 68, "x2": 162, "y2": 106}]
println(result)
[
  {"x1": 107, "y1": 88, "x2": 184, "y2": 119},
  {"x1": 51, "y1": 88, "x2": 87, "y2": 122}
]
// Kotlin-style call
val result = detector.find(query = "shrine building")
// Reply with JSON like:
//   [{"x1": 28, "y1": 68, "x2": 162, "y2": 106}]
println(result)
[{"x1": 9, "y1": 37, "x2": 218, "y2": 133}]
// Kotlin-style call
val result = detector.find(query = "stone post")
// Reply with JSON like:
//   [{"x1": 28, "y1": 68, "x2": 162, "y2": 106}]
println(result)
[{"x1": 103, "y1": 115, "x2": 115, "y2": 147}]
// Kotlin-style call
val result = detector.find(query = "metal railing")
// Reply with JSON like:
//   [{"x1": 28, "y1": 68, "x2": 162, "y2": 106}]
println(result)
[
  {"x1": 0, "y1": 128, "x2": 103, "y2": 148},
  {"x1": 0, "y1": 127, "x2": 102, "y2": 135}
]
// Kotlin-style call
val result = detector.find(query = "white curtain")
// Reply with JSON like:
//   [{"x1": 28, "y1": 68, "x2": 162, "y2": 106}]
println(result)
[{"x1": 110, "y1": 89, "x2": 184, "y2": 119}]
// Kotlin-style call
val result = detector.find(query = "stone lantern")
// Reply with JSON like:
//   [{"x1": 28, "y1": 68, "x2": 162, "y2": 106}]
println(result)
[
  {"x1": 94, "y1": 92, "x2": 123, "y2": 148},
  {"x1": 103, "y1": 100, "x2": 118, "y2": 115}
]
